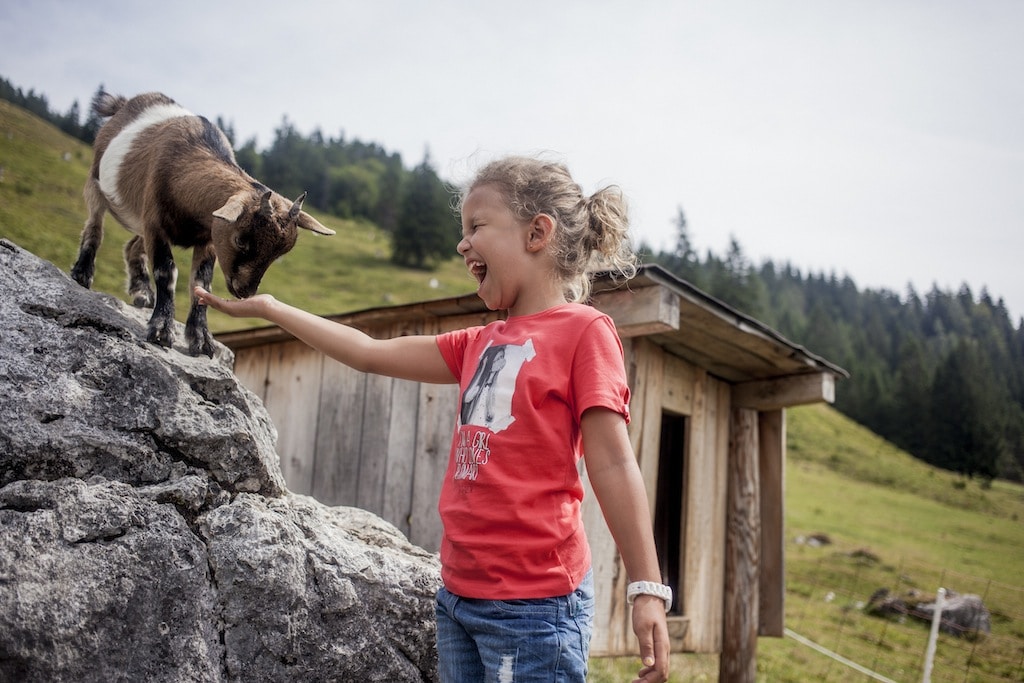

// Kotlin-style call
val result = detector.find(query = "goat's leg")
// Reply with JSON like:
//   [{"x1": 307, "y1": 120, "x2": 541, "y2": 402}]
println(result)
[
  {"x1": 146, "y1": 236, "x2": 178, "y2": 348},
  {"x1": 124, "y1": 235, "x2": 154, "y2": 307},
  {"x1": 70, "y1": 178, "x2": 107, "y2": 288},
  {"x1": 185, "y1": 243, "x2": 216, "y2": 357}
]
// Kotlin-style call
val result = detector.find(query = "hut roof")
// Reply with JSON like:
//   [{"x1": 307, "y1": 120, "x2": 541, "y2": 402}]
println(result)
[
  {"x1": 598, "y1": 264, "x2": 849, "y2": 383},
  {"x1": 216, "y1": 264, "x2": 847, "y2": 394}
]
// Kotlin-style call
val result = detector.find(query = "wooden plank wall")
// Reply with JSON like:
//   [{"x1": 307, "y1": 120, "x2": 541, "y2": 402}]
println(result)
[
  {"x1": 237, "y1": 341, "x2": 324, "y2": 494},
  {"x1": 312, "y1": 359, "x2": 365, "y2": 506},
  {"x1": 231, "y1": 313, "x2": 490, "y2": 552},
  {"x1": 682, "y1": 372, "x2": 731, "y2": 653},
  {"x1": 584, "y1": 337, "x2": 730, "y2": 656},
  {"x1": 583, "y1": 337, "x2": 663, "y2": 655}
]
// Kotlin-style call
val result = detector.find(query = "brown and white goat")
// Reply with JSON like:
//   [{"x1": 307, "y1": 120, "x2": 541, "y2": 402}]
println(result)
[{"x1": 70, "y1": 91, "x2": 334, "y2": 356}]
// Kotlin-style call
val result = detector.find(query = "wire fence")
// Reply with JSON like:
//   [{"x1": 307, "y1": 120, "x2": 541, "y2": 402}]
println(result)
[{"x1": 782, "y1": 550, "x2": 1024, "y2": 682}]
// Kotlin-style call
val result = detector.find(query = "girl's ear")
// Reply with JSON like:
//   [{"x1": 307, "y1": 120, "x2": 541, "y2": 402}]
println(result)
[{"x1": 527, "y1": 214, "x2": 556, "y2": 252}]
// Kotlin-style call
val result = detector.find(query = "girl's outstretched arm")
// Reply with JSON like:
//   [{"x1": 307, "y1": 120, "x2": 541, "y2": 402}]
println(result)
[
  {"x1": 581, "y1": 407, "x2": 670, "y2": 683},
  {"x1": 194, "y1": 287, "x2": 456, "y2": 384}
]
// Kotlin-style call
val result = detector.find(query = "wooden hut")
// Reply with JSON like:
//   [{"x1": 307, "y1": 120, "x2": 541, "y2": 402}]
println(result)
[{"x1": 216, "y1": 264, "x2": 846, "y2": 679}]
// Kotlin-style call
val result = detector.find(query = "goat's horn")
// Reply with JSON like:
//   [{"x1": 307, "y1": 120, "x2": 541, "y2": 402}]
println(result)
[
  {"x1": 289, "y1": 192, "x2": 308, "y2": 220},
  {"x1": 259, "y1": 190, "x2": 274, "y2": 218}
]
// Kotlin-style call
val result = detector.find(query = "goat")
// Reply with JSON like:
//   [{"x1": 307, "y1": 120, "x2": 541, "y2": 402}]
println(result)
[{"x1": 70, "y1": 91, "x2": 334, "y2": 356}]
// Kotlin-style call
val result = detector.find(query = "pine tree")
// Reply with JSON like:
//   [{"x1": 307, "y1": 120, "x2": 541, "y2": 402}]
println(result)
[
  {"x1": 929, "y1": 342, "x2": 1005, "y2": 478},
  {"x1": 58, "y1": 100, "x2": 82, "y2": 139},
  {"x1": 891, "y1": 338, "x2": 931, "y2": 454},
  {"x1": 667, "y1": 207, "x2": 702, "y2": 287},
  {"x1": 81, "y1": 85, "x2": 106, "y2": 144},
  {"x1": 391, "y1": 152, "x2": 455, "y2": 269}
]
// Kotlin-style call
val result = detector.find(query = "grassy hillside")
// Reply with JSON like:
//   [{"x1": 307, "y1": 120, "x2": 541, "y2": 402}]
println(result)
[
  {"x1": 771, "y1": 404, "x2": 1024, "y2": 681},
  {"x1": 0, "y1": 100, "x2": 477, "y2": 333}
]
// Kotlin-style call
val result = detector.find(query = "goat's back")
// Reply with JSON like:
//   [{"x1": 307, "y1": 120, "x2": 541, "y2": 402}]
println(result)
[
  {"x1": 89, "y1": 92, "x2": 243, "y2": 236},
  {"x1": 90, "y1": 92, "x2": 183, "y2": 161}
]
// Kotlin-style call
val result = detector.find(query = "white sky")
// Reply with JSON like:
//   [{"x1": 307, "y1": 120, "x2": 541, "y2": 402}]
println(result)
[{"x1": 3, "y1": 0, "x2": 1022, "y2": 321}]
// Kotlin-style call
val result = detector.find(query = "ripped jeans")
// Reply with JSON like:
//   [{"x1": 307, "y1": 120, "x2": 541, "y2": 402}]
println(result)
[{"x1": 435, "y1": 569, "x2": 594, "y2": 683}]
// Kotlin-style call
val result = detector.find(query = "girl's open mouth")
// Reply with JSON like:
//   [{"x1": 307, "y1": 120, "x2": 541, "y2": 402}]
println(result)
[{"x1": 469, "y1": 261, "x2": 487, "y2": 285}]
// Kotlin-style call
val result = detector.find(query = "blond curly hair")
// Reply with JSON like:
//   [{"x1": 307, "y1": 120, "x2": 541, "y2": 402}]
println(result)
[{"x1": 459, "y1": 156, "x2": 637, "y2": 303}]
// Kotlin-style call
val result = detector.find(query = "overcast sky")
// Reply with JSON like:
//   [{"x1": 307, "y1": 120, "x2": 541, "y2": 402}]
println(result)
[{"x1": 3, "y1": 0, "x2": 1022, "y2": 320}]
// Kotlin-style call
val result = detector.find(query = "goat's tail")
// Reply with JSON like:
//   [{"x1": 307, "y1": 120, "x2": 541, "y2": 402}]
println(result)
[{"x1": 91, "y1": 91, "x2": 127, "y2": 119}]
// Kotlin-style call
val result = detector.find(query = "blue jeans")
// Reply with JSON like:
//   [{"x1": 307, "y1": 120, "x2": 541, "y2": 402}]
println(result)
[{"x1": 435, "y1": 569, "x2": 595, "y2": 682}]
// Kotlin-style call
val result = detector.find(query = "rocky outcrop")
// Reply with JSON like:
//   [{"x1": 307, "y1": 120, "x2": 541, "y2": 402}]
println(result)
[{"x1": 0, "y1": 240, "x2": 441, "y2": 682}]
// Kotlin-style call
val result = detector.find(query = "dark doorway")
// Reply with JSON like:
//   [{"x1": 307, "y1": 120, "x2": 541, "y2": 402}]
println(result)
[{"x1": 654, "y1": 411, "x2": 686, "y2": 615}]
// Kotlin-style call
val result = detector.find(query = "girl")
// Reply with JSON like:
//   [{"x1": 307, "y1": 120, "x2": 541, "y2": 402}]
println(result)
[{"x1": 196, "y1": 156, "x2": 670, "y2": 683}]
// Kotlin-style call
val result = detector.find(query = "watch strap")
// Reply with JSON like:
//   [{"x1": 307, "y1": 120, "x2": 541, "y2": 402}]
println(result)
[{"x1": 626, "y1": 580, "x2": 673, "y2": 612}]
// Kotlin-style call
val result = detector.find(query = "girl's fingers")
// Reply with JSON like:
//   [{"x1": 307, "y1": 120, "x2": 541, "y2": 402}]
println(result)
[{"x1": 194, "y1": 286, "x2": 217, "y2": 306}]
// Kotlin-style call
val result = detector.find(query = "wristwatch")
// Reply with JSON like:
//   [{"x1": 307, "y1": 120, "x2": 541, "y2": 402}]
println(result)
[{"x1": 626, "y1": 581, "x2": 673, "y2": 612}]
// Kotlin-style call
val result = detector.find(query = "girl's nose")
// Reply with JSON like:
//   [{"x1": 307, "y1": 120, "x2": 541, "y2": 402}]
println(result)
[{"x1": 456, "y1": 237, "x2": 470, "y2": 255}]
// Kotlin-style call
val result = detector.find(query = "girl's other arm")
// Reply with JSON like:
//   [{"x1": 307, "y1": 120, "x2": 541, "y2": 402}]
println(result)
[
  {"x1": 194, "y1": 288, "x2": 455, "y2": 384},
  {"x1": 582, "y1": 407, "x2": 669, "y2": 683}
]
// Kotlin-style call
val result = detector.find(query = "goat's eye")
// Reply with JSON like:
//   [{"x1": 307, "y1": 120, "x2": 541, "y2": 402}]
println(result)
[{"x1": 233, "y1": 234, "x2": 245, "y2": 249}]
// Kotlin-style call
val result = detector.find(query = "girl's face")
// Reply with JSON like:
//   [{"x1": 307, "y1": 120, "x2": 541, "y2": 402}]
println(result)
[
  {"x1": 460, "y1": 181, "x2": 532, "y2": 309},
  {"x1": 458, "y1": 183, "x2": 567, "y2": 316},
  {"x1": 457, "y1": 184, "x2": 531, "y2": 313}
]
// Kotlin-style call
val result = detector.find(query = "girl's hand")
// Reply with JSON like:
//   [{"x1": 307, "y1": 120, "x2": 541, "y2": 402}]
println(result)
[
  {"x1": 631, "y1": 596, "x2": 670, "y2": 682},
  {"x1": 194, "y1": 286, "x2": 274, "y2": 319}
]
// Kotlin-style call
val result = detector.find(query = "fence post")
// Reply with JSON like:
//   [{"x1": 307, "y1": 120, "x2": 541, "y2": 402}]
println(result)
[{"x1": 921, "y1": 587, "x2": 946, "y2": 683}]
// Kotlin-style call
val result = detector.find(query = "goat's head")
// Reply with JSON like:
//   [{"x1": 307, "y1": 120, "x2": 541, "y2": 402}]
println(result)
[{"x1": 211, "y1": 189, "x2": 335, "y2": 298}]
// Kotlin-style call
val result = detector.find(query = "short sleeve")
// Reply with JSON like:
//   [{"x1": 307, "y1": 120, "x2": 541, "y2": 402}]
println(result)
[
  {"x1": 570, "y1": 314, "x2": 631, "y2": 424},
  {"x1": 436, "y1": 326, "x2": 484, "y2": 383}
]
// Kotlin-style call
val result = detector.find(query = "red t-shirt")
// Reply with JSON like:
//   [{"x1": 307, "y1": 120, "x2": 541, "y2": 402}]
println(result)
[{"x1": 435, "y1": 303, "x2": 631, "y2": 599}]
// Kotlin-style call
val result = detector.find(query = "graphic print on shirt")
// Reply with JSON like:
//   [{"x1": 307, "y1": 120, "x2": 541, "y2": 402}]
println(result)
[
  {"x1": 453, "y1": 339, "x2": 536, "y2": 482},
  {"x1": 459, "y1": 339, "x2": 535, "y2": 432}
]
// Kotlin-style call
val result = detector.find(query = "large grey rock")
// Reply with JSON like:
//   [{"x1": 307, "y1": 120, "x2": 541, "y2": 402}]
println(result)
[
  {"x1": 866, "y1": 587, "x2": 992, "y2": 638},
  {"x1": 0, "y1": 239, "x2": 283, "y2": 495},
  {"x1": 0, "y1": 240, "x2": 441, "y2": 682},
  {"x1": 0, "y1": 477, "x2": 222, "y2": 682},
  {"x1": 917, "y1": 591, "x2": 992, "y2": 637}
]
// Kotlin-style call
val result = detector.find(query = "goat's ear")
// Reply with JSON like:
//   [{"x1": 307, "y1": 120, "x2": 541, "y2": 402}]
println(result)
[
  {"x1": 213, "y1": 192, "x2": 249, "y2": 223},
  {"x1": 297, "y1": 212, "x2": 336, "y2": 235},
  {"x1": 288, "y1": 192, "x2": 308, "y2": 221},
  {"x1": 258, "y1": 190, "x2": 274, "y2": 219}
]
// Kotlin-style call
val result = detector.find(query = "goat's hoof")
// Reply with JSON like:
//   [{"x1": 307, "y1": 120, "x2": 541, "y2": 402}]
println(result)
[
  {"x1": 70, "y1": 264, "x2": 93, "y2": 289},
  {"x1": 146, "y1": 325, "x2": 174, "y2": 348},
  {"x1": 185, "y1": 320, "x2": 215, "y2": 358},
  {"x1": 188, "y1": 337, "x2": 215, "y2": 358},
  {"x1": 131, "y1": 291, "x2": 154, "y2": 308}
]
